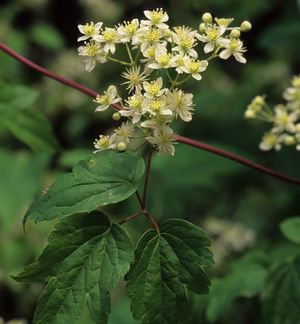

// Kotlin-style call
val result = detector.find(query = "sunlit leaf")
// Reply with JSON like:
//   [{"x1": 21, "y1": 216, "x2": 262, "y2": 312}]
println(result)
[{"x1": 24, "y1": 150, "x2": 145, "y2": 223}]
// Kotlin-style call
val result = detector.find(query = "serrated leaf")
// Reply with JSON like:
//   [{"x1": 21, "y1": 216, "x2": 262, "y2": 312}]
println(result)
[
  {"x1": 261, "y1": 256, "x2": 300, "y2": 324},
  {"x1": 14, "y1": 211, "x2": 134, "y2": 324},
  {"x1": 280, "y1": 217, "x2": 300, "y2": 244},
  {"x1": 126, "y1": 219, "x2": 214, "y2": 324},
  {"x1": 24, "y1": 150, "x2": 145, "y2": 223},
  {"x1": 0, "y1": 83, "x2": 58, "y2": 152}
]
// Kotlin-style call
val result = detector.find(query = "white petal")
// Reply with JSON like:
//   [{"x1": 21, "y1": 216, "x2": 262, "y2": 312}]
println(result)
[
  {"x1": 95, "y1": 105, "x2": 108, "y2": 112},
  {"x1": 192, "y1": 73, "x2": 202, "y2": 80},
  {"x1": 143, "y1": 11, "x2": 151, "y2": 20},
  {"x1": 219, "y1": 49, "x2": 231, "y2": 60},
  {"x1": 77, "y1": 35, "x2": 89, "y2": 42},
  {"x1": 233, "y1": 53, "x2": 246, "y2": 64},
  {"x1": 84, "y1": 58, "x2": 96, "y2": 72},
  {"x1": 78, "y1": 25, "x2": 85, "y2": 33},
  {"x1": 204, "y1": 42, "x2": 214, "y2": 53}
]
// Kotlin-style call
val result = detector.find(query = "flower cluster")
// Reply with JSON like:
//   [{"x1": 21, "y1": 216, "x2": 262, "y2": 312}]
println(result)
[
  {"x1": 77, "y1": 9, "x2": 251, "y2": 156},
  {"x1": 203, "y1": 217, "x2": 255, "y2": 264},
  {"x1": 245, "y1": 75, "x2": 300, "y2": 151}
]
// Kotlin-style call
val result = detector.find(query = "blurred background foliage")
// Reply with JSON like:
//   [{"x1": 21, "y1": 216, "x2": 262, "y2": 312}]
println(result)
[{"x1": 0, "y1": 0, "x2": 300, "y2": 323}]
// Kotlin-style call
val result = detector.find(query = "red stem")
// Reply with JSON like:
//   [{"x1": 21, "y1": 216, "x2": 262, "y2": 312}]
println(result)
[
  {"x1": 1, "y1": 42, "x2": 300, "y2": 187},
  {"x1": 176, "y1": 136, "x2": 300, "y2": 186}
]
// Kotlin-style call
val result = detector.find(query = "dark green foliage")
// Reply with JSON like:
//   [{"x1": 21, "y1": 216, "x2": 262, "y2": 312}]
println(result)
[
  {"x1": 126, "y1": 219, "x2": 214, "y2": 323},
  {"x1": 0, "y1": 83, "x2": 58, "y2": 152},
  {"x1": 207, "y1": 252, "x2": 267, "y2": 321},
  {"x1": 15, "y1": 212, "x2": 134, "y2": 324},
  {"x1": 261, "y1": 256, "x2": 300, "y2": 324}
]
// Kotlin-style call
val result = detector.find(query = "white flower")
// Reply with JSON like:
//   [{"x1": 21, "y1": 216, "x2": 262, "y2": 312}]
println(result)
[
  {"x1": 94, "y1": 85, "x2": 121, "y2": 112},
  {"x1": 148, "y1": 49, "x2": 176, "y2": 69},
  {"x1": 143, "y1": 77, "x2": 168, "y2": 98},
  {"x1": 77, "y1": 22, "x2": 103, "y2": 42},
  {"x1": 172, "y1": 26, "x2": 199, "y2": 58},
  {"x1": 141, "y1": 8, "x2": 169, "y2": 30},
  {"x1": 259, "y1": 132, "x2": 281, "y2": 151},
  {"x1": 121, "y1": 66, "x2": 149, "y2": 93},
  {"x1": 283, "y1": 75, "x2": 300, "y2": 109},
  {"x1": 94, "y1": 27, "x2": 119, "y2": 54},
  {"x1": 182, "y1": 58, "x2": 208, "y2": 80},
  {"x1": 140, "y1": 43, "x2": 167, "y2": 70},
  {"x1": 141, "y1": 114, "x2": 173, "y2": 128},
  {"x1": 173, "y1": 53, "x2": 190, "y2": 74},
  {"x1": 197, "y1": 25, "x2": 226, "y2": 53},
  {"x1": 94, "y1": 134, "x2": 116, "y2": 152},
  {"x1": 143, "y1": 96, "x2": 173, "y2": 117},
  {"x1": 273, "y1": 105, "x2": 298, "y2": 133},
  {"x1": 215, "y1": 18, "x2": 234, "y2": 28},
  {"x1": 139, "y1": 28, "x2": 166, "y2": 53},
  {"x1": 114, "y1": 121, "x2": 135, "y2": 144},
  {"x1": 117, "y1": 19, "x2": 140, "y2": 43},
  {"x1": 78, "y1": 41, "x2": 107, "y2": 72},
  {"x1": 146, "y1": 125, "x2": 177, "y2": 156},
  {"x1": 219, "y1": 38, "x2": 247, "y2": 64},
  {"x1": 120, "y1": 93, "x2": 145, "y2": 123},
  {"x1": 166, "y1": 89, "x2": 194, "y2": 122}
]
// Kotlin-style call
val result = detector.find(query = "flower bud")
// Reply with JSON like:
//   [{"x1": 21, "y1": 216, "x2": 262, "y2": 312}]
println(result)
[
  {"x1": 199, "y1": 22, "x2": 206, "y2": 33},
  {"x1": 112, "y1": 112, "x2": 121, "y2": 121},
  {"x1": 202, "y1": 12, "x2": 213, "y2": 24},
  {"x1": 245, "y1": 110, "x2": 256, "y2": 118},
  {"x1": 296, "y1": 123, "x2": 300, "y2": 132},
  {"x1": 117, "y1": 142, "x2": 127, "y2": 151},
  {"x1": 230, "y1": 29, "x2": 241, "y2": 38},
  {"x1": 284, "y1": 135, "x2": 295, "y2": 146},
  {"x1": 253, "y1": 96, "x2": 265, "y2": 106},
  {"x1": 240, "y1": 20, "x2": 252, "y2": 32}
]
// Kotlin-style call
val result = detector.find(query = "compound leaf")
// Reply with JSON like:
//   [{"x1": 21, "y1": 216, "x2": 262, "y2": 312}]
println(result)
[
  {"x1": 14, "y1": 211, "x2": 134, "y2": 324},
  {"x1": 24, "y1": 150, "x2": 145, "y2": 223},
  {"x1": 126, "y1": 219, "x2": 214, "y2": 324}
]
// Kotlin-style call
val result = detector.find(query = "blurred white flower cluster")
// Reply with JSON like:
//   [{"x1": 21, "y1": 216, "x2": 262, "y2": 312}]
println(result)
[
  {"x1": 77, "y1": 9, "x2": 251, "y2": 156},
  {"x1": 203, "y1": 217, "x2": 256, "y2": 264},
  {"x1": 245, "y1": 75, "x2": 300, "y2": 151}
]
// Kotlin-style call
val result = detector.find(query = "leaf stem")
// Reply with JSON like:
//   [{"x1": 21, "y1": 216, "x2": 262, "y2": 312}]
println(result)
[
  {"x1": 125, "y1": 44, "x2": 134, "y2": 64},
  {"x1": 119, "y1": 210, "x2": 147, "y2": 225},
  {"x1": 135, "y1": 190, "x2": 160, "y2": 233},
  {"x1": 145, "y1": 211, "x2": 160, "y2": 234},
  {"x1": 2, "y1": 42, "x2": 300, "y2": 187},
  {"x1": 135, "y1": 191, "x2": 144, "y2": 208},
  {"x1": 107, "y1": 56, "x2": 132, "y2": 66},
  {"x1": 142, "y1": 147, "x2": 153, "y2": 208}
]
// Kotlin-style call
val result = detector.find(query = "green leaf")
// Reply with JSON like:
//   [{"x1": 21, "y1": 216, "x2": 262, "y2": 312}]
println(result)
[
  {"x1": 24, "y1": 150, "x2": 145, "y2": 223},
  {"x1": 30, "y1": 23, "x2": 65, "y2": 50},
  {"x1": 0, "y1": 83, "x2": 58, "y2": 152},
  {"x1": 207, "y1": 261, "x2": 267, "y2": 321},
  {"x1": 126, "y1": 219, "x2": 214, "y2": 324},
  {"x1": 14, "y1": 211, "x2": 134, "y2": 324},
  {"x1": 261, "y1": 256, "x2": 300, "y2": 324},
  {"x1": 280, "y1": 217, "x2": 300, "y2": 244}
]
